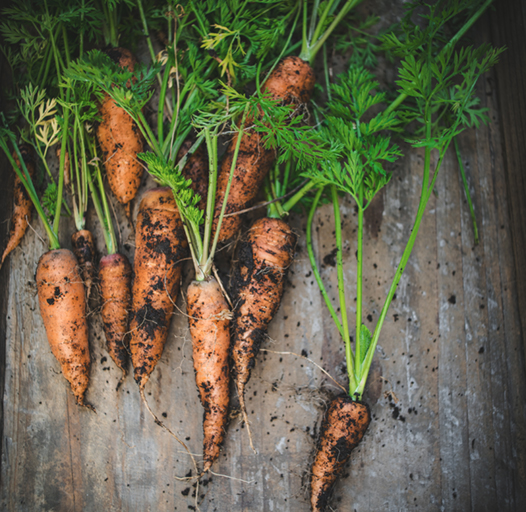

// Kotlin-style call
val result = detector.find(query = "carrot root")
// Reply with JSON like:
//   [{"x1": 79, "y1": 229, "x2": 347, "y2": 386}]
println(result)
[
  {"x1": 1, "y1": 146, "x2": 35, "y2": 268},
  {"x1": 36, "y1": 249, "x2": 92, "y2": 408},
  {"x1": 231, "y1": 217, "x2": 296, "y2": 447},
  {"x1": 129, "y1": 188, "x2": 188, "y2": 389},
  {"x1": 213, "y1": 57, "x2": 315, "y2": 243},
  {"x1": 187, "y1": 277, "x2": 232, "y2": 472},
  {"x1": 99, "y1": 252, "x2": 132, "y2": 380},
  {"x1": 310, "y1": 396, "x2": 371, "y2": 511},
  {"x1": 97, "y1": 47, "x2": 144, "y2": 207}
]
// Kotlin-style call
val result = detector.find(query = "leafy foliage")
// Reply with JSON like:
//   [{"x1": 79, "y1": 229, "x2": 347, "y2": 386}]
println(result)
[
  {"x1": 305, "y1": 66, "x2": 401, "y2": 208},
  {"x1": 139, "y1": 152, "x2": 204, "y2": 227}
]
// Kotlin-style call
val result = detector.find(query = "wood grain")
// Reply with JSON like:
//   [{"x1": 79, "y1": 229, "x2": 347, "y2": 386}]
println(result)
[{"x1": 1, "y1": 2, "x2": 526, "y2": 511}]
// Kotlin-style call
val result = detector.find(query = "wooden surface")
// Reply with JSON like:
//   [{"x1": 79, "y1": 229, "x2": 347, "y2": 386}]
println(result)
[{"x1": 1, "y1": 4, "x2": 526, "y2": 511}]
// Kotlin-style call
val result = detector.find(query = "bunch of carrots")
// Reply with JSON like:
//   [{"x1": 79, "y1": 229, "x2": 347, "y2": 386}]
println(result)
[{"x1": 0, "y1": 0, "x2": 501, "y2": 509}]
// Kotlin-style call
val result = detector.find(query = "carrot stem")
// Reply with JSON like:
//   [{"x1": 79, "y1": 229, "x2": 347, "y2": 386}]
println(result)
[
  {"x1": 332, "y1": 186, "x2": 356, "y2": 391},
  {"x1": 306, "y1": 188, "x2": 345, "y2": 339},
  {"x1": 204, "y1": 104, "x2": 250, "y2": 276},
  {"x1": 355, "y1": 199, "x2": 364, "y2": 371}
]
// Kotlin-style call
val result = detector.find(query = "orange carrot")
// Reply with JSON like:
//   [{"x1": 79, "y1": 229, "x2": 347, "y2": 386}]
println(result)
[
  {"x1": 35, "y1": 249, "x2": 92, "y2": 408},
  {"x1": 99, "y1": 252, "x2": 132, "y2": 380},
  {"x1": 71, "y1": 229, "x2": 96, "y2": 299},
  {"x1": 97, "y1": 47, "x2": 144, "y2": 214},
  {"x1": 213, "y1": 57, "x2": 316, "y2": 242},
  {"x1": 310, "y1": 396, "x2": 371, "y2": 511},
  {"x1": 231, "y1": 217, "x2": 296, "y2": 440},
  {"x1": 186, "y1": 276, "x2": 232, "y2": 472},
  {"x1": 1, "y1": 146, "x2": 35, "y2": 268},
  {"x1": 129, "y1": 187, "x2": 188, "y2": 389}
]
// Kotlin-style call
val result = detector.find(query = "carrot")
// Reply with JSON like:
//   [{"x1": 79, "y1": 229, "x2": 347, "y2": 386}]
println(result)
[
  {"x1": 97, "y1": 47, "x2": 144, "y2": 214},
  {"x1": 176, "y1": 136, "x2": 209, "y2": 210},
  {"x1": 35, "y1": 249, "x2": 92, "y2": 408},
  {"x1": 213, "y1": 57, "x2": 316, "y2": 242},
  {"x1": 129, "y1": 187, "x2": 188, "y2": 389},
  {"x1": 1, "y1": 146, "x2": 35, "y2": 268},
  {"x1": 71, "y1": 229, "x2": 96, "y2": 299},
  {"x1": 310, "y1": 396, "x2": 371, "y2": 511},
  {"x1": 186, "y1": 276, "x2": 232, "y2": 472},
  {"x1": 99, "y1": 252, "x2": 132, "y2": 380},
  {"x1": 231, "y1": 217, "x2": 296, "y2": 446}
]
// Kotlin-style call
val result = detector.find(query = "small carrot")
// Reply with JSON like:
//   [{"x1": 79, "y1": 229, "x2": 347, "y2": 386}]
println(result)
[
  {"x1": 36, "y1": 249, "x2": 92, "y2": 408},
  {"x1": 99, "y1": 252, "x2": 132, "y2": 380},
  {"x1": 129, "y1": 187, "x2": 188, "y2": 389},
  {"x1": 187, "y1": 276, "x2": 232, "y2": 472},
  {"x1": 1, "y1": 146, "x2": 35, "y2": 268},
  {"x1": 71, "y1": 229, "x2": 96, "y2": 299},
  {"x1": 97, "y1": 47, "x2": 144, "y2": 215},
  {"x1": 310, "y1": 396, "x2": 370, "y2": 511},
  {"x1": 213, "y1": 57, "x2": 316, "y2": 243},
  {"x1": 231, "y1": 217, "x2": 296, "y2": 447}
]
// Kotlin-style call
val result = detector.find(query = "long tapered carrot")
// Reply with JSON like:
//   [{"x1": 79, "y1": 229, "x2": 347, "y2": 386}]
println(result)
[
  {"x1": 213, "y1": 57, "x2": 316, "y2": 242},
  {"x1": 36, "y1": 249, "x2": 91, "y2": 407},
  {"x1": 310, "y1": 396, "x2": 370, "y2": 511},
  {"x1": 231, "y1": 217, "x2": 296, "y2": 445},
  {"x1": 129, "y1": 187, "x2": 188, "y2": 389},
  {"x1": 99, "y1": 252, "x2": 132, "y2": 380},
  {"x1": 97, "y1": 47, "x2": 144, "y2": 214},
  {"x1": 1, "y1": 146, "x2": 35, "y2": 268},
  {"x1": 187, "y1": 276, "x2": 232, "y2": 472}
]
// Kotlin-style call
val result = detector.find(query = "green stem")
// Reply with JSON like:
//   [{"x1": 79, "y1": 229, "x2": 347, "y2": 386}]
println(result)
[
  {"x1": 306, "y1": 188, "x2": 345, "y2": 338},
  {"x1": 311, "y1": 0, "x2": 337, "y2": 45},
  {"x1": 355, "y1": 142, "x2": 450, "y2": 399},
  {"x1": 282, "y1": 179, "x2": 316, "y2": 212},
  {"x1": 201, "y1": 128, "x2": 218, "y2": 269},
  {"x1": 454, "y1": 136, "x2": 479, "y2": 244},
  {"x1": 332, "y1": 185, "x2": 356, "y2": 392},
  {"x1": 355, "y1": 199, "x2": 364, "y2": 371},
  {"x1": 203, "y1": 105, "x2": 250, "y2": 277},
  {"x1": 53, "y1": 102, "x2": 70, "y2": 235},
  {"x1": 90, "y1": 137, "x2": 117, "y2": 254},
  {"x1": 308, "y1": 0, "x2": 361, "y2": 64}
]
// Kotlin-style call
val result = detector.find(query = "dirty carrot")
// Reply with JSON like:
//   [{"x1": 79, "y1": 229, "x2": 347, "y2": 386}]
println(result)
[
  {"x1": 99, "y1": 252, "x2": 132, "y2": 379},
  {"x1": 187, "y1": 277, "x2": 232, "y2": 472},
  {"x1": 213, "y1": 56, "x2": 315, "y2": 243},
  {"x1": 310, "y1": 396, "x2": 370, "y2": 511},
  {"x1": 1, "y1": 110, "x2": 94, "y2": 408},
  {"x1": 305, "y1": 2, "x2": 500, "y2": 508},
  {"x1": 36, "y1": 249, "x2": 91, "y2": 408},
  {"x1": 1, "y1": 146, "x2": 35, "y2": 268},
  {"x1": 129, "y1": 187, "x2": 188, "y2": 390},
  {"x1": 230, "y1": 217, "x2": 296, "y2": 450},
  {"x1": 97, "y1": 47, "x2": 144, "y2": 215}
]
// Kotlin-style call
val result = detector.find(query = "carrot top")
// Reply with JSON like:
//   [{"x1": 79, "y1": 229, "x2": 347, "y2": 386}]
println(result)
[{"x1": 304, "y1": 0, "x2": 502, "y2": 399}]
